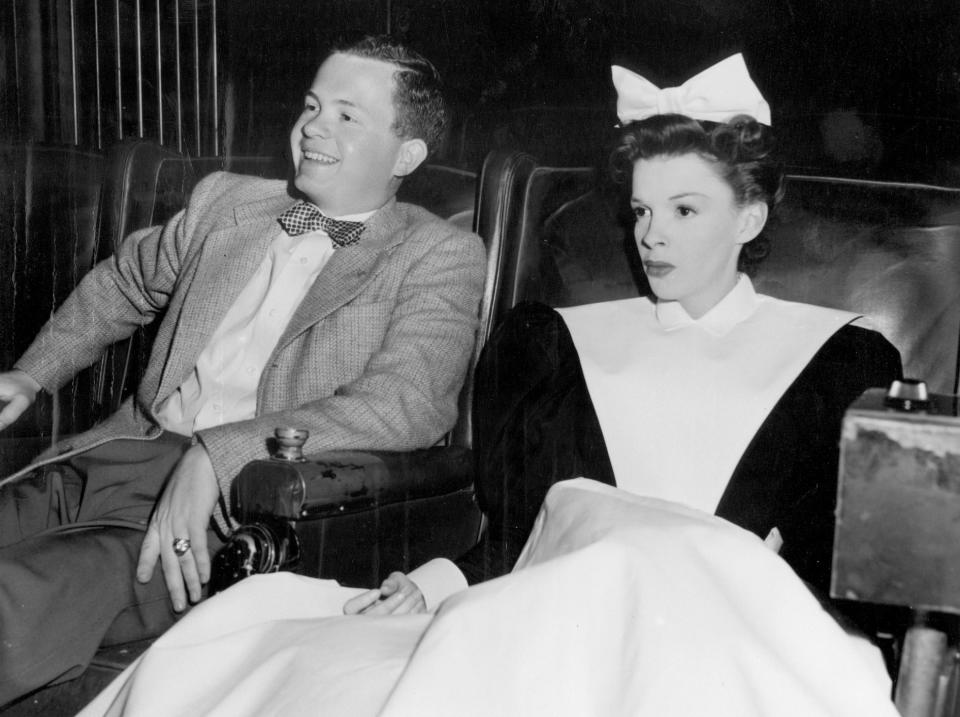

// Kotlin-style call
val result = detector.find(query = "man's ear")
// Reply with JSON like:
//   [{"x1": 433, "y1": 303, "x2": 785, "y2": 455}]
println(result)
[
  {"x1": 393, "y1": 138, "x2": 428, "y2": 178},
  {"x1": 736, "y1": 202, "x2": 769, "y2": 245}
]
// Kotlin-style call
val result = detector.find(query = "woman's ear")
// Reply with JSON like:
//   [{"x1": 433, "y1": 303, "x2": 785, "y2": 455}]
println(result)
[
  {"x1": 393, "y1": 139, "x2": 428, "y2": 178},
  {"x1": 736, "y1": 202, "x2": 769, "y2": 245}
]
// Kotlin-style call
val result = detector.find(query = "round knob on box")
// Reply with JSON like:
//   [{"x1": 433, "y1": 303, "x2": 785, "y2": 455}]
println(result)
[
  {"x1": 273, "y1": 427, "x2": 309, "y2": 461},
  {"x1": 885, "y1": 378, "x2": 930, "y2": 412}
]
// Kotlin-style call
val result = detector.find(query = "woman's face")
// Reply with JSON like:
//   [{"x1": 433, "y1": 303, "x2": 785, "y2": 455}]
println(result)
[{"x1": 631, "y1": 153, "x2": 764, "y2": 319}]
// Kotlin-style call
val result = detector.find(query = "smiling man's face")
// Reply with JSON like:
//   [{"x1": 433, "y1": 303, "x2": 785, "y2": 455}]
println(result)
[{"x1": 289, "y1": 53, "x2": 409, "y2": 216}]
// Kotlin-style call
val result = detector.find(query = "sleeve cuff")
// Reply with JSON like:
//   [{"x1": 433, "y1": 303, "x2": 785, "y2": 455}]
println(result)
[{"x1": 408, "y1": 557, "x2": 468, "y2": 611}]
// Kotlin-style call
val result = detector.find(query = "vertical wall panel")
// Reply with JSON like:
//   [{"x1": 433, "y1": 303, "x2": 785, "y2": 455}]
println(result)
[
  {"x1": 0, "y1": 2, "x2": 22, "y2": 141},
  {"x1": 192, "y1": 0, "x2": 200, "y2": 154},
  {"x1": 68, "y1": 0, "x2": 78, "y2": 143},
  {"x1": 113, "y1": 0, "x2": 122, "y2": 140},
  {"x1": 210, "y1": 0, "x2": 218, "y2": 155},
  {"x1": 3, "y1": 0, "x2": 221, "y2": 154},
  {"x1": 173, "y1": 0, "x2": 183, "y2": 152},
  {"x1": 154, "y1": 0, "x2": 162, "y2": 145},
  {"x1": 134, "y1": 0, "x2": 143, "y2": 137},
  {"x1": 92, "y1": 0, "x2": 103, "y2": 148}
]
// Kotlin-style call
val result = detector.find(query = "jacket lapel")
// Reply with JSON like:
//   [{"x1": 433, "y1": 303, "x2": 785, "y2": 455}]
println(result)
[{"x1": 275, "y1": 198, "x2": 406, "y2": 349}]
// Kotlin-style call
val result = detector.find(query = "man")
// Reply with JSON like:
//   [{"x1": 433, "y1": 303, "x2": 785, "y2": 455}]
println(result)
[{"x1": 0, "y1": 35, "x2": 485, "y2": 705}]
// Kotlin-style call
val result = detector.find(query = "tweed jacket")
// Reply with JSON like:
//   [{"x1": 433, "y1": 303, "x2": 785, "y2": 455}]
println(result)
[{"x1": 13, "y1": 171, "x2": 486, "y2": 528}]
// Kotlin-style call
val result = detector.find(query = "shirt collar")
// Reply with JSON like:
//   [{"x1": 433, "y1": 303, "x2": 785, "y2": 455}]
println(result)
[
  {"x1": 328, "y1": 208, "x2": 376, "y2": 223},
  {"x1": 284, "y1": 201, "x2": 377, "y2": 224},
  {"x1": 654, "y1": 274, "x2": 760, "y2": 335}
]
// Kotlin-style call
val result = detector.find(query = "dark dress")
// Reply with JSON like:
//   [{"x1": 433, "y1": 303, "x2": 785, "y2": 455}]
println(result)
[{"x1": 456, "y1": 301, "x2": 903, "y2": 599}]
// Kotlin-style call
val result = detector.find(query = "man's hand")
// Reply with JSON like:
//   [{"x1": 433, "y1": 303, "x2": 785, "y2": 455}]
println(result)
[
  {"x1": 136, "y1": 443, "x2": 220, "y2": 612},
  {"x1": 0, "y1": 369, "x2": 41, "y2": 431},
  {"x1": 343, "y1": 571, "x2": 426, "y2": 616}
]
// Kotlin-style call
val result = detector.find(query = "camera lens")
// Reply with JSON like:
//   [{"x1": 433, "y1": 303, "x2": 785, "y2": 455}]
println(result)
[{"x1": 209, "y1": 520, "x2": 301, "y2": 595}]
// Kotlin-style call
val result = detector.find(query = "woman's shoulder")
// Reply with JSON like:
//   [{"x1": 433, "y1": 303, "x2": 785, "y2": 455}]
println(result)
[
  {"x1": 803, "y1": 322, "x2": 903, "y2": 390},
  {"x1": 822, "y1": 322, "x2": 900, "y2": 359}
]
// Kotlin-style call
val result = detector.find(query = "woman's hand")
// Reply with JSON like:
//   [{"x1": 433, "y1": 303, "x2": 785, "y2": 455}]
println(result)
[{"x1": 343, "y1": 571, "x2": 426, "y2": 616}]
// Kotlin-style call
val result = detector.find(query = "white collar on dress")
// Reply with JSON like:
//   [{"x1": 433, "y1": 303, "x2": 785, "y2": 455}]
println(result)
[{"x1": 654, "y1": 274, "x2": 759, "y2": 336}]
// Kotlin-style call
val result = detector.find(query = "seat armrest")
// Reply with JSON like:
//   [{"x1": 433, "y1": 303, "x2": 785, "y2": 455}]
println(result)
[{"x1": 231, "y1": 446, "x2": 473, "y2": 522}]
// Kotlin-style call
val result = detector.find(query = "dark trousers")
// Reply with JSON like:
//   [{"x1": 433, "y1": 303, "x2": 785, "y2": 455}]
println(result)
[{"x1": 0, "y1": 434, "x2": 223, "y2": 706}]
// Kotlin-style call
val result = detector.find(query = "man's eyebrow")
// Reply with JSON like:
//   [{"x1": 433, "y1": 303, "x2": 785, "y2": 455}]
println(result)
[{"x1": 304, "y1": 90, "x2": 365, "y2": 114}]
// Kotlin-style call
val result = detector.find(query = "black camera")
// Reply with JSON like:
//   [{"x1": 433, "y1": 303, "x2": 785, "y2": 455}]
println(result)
[
  {"x1": 209, "y1": 517, "x2": 301, "y2": 595},
  {"x1": 209, "y1": 428, "x2": 310, "y2": 595}
]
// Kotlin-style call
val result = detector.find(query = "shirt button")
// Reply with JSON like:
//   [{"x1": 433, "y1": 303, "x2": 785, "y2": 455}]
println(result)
[
  {"x1": 300, "y1": 257, "x2": 308, "y2": 264},
  {"x1": 269, "y1": 309, "x2": 279, "y2": 317},
  {"x1": 212, "y1": 403, "x2": 221, "y2": 411},
  {"x1": 246, "y1": 366, "x2": 256, "y2": 375}
]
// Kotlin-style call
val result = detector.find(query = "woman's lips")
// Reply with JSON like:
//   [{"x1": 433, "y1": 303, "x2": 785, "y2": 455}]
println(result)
[{"x1": 644, "y1": 261, "x2": 675, "y2": 278}]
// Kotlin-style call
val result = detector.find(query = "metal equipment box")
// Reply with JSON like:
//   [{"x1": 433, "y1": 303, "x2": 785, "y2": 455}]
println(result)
[{"x1": 832, "y1": 385, "x2": 960, "y2": 614}]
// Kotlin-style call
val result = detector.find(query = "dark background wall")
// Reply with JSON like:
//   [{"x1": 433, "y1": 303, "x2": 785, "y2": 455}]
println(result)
[
  {"x1": 2, "y1": 0, "x2": 959, "y2": 180},
  {"x1": 220, "y1": 0, "x2": 960, "y2": 180}
]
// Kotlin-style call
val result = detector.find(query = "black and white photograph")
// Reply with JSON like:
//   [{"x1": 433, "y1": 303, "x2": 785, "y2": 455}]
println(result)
[{"x1": 0, "y1": 1, "x2": 959, "y2": 714}]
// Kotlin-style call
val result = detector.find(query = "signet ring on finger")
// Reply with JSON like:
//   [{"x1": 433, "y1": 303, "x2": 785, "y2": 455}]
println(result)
[{"x1": 173, "y1": 537, "x2": 191, "y2": 557}]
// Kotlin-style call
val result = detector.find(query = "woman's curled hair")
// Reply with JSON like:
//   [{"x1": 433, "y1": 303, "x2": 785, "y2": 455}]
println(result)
[{"x1": 610, "y1": 114, "x2": 785, "y2": 274}]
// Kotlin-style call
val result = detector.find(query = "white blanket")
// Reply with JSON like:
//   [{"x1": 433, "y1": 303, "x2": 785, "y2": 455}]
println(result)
[{"x1": 80, "y1": 480, "x2": 897, "y2": 717}]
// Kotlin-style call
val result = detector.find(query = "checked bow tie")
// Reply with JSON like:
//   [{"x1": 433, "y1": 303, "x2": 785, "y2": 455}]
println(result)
[{"x1": 277, "y1": 201, "x2": 366, "y2": 247}]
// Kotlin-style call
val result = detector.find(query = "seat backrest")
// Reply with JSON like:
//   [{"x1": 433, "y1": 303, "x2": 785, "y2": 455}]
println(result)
[
  {"x1": 440, "y1": 150, "x2": 537, "y2": 448},
  {"x1": 488, "y1": 163, "x2": 645, "y2": 326},
  {"x1": 754, "y1": 177, "x2": 960, "y2": 395},
  {"x1": 0, "y1": 143, "x2": 106, "y2": 440},
  {"x1": 398, "y1": 163, "x2": 477, "y2": 232},
  {"x1": 394, "y1": 151, "x2": 537, "y2": 448},
  {"x1": 501, "y1": 162, "x2": 960, "y2": 395},
  {"x1": 91, "y1": 140, "x2": 202, "y2": 414}
]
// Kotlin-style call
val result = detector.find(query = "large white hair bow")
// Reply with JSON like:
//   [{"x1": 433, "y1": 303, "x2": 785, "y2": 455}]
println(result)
[{"x1": 612, "y1": 54, "x2": 771, "y2": 126}]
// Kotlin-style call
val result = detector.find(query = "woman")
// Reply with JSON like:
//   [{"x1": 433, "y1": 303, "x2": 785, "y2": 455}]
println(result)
[
  {"x1": 80, "y1": 55, "x2": 902, "y2": 716},
  {"x1": 349, "y1": 54, "x2": 902, "y2": 615}
]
